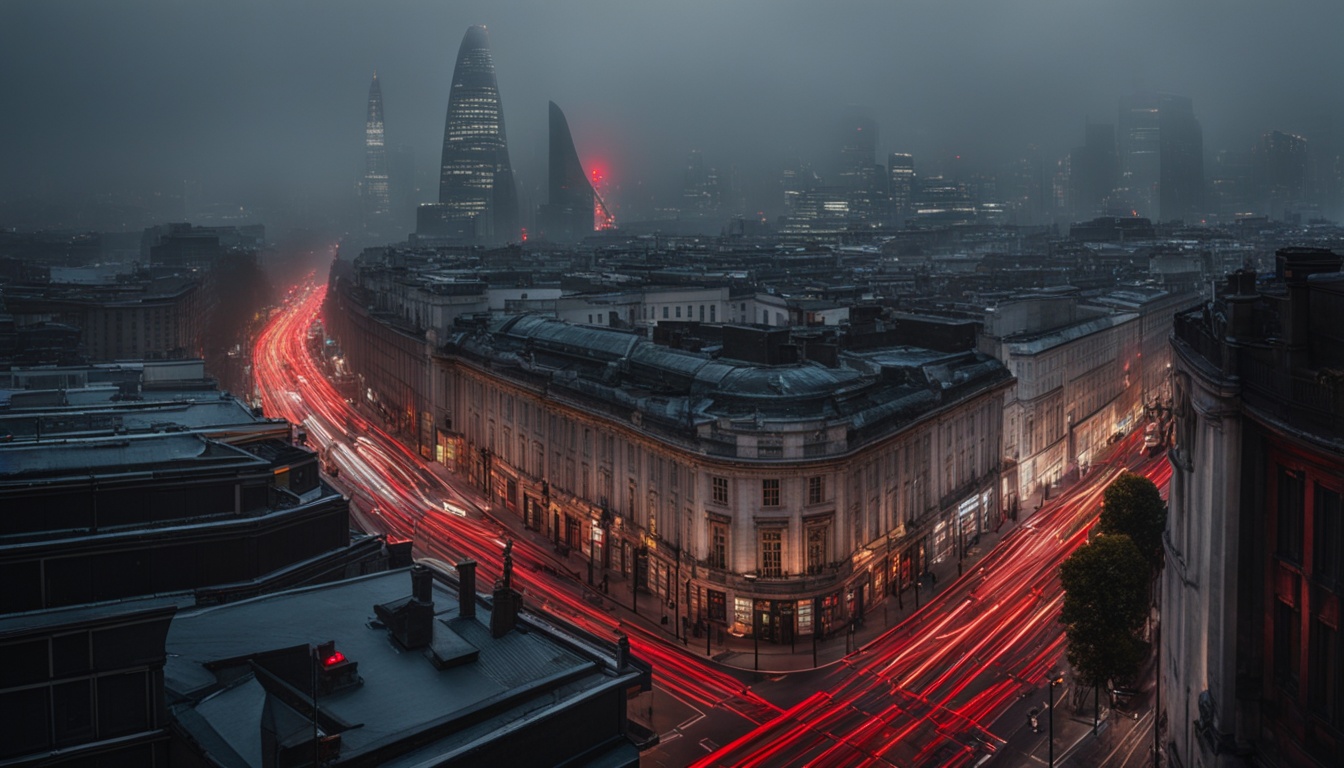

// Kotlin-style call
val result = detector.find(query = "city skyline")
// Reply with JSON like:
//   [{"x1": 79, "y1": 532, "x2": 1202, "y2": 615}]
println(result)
[{"x1": 3, "y1": 1, "x2": 1342, "y2": 229}]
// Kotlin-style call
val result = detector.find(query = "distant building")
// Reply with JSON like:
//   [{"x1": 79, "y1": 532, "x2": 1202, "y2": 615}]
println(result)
[
  {"x1": 887, "y1": 153, "x2": 916, "y2": 224},
  {"x1": 681, "y1": 149, "x2": 720, "y2": 217},
  {"x1": 834, "y1": 109, "x2": 883, "y2": 227},
  {"x1": 1117, "y1": 92, "x2": 1204, "y2": 223},
  {"x1": 539, "y1": 101, "x2": 599, "y2": 242},
  {"x1": 362, "y1": 72, "x2": 391, "y2": 223},
  {"x1": 1068, "y1": 123, "x2": 1118, "y2": 220},
  {"x1": 978, "y1": 286, "x2": 1194, "y2": 509},
  {"x1": 1254, "y1": 130, "x2": 1309, "y2": 220},
  {"x1": 429, "y1": 25, "x2": 519, "y2": 243},
  {"x1": 1163, "y1": 248, "x2": 1344, "y2": 768},
  {"x1": 2, "y1": 275, "x2": 201, "y2": 361}
]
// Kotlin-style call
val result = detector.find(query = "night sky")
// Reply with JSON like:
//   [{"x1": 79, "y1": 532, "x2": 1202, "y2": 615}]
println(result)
[{"x1": 3, "y1": 0, "x2": 1341, "y2": 222}]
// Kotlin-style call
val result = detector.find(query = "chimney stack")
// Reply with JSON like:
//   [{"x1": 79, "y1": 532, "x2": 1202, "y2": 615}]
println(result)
[
  {"x1": 411, "y1": 563, "x2": 433, "y2": 603},
  {"x1": 457, "y1": 559, "x2": 477, "y2": 619}
]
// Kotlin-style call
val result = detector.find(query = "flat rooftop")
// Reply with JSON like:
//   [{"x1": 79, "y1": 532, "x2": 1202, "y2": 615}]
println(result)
[{"x1": 165, "y1": 567, "x2": 639, "y2": 767}]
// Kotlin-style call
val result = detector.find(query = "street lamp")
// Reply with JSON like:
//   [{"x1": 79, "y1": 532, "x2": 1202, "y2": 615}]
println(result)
[
  {"x1": 1049, "y1": 673, "x2": 1065, "y2": 768},
  {"x1": 587, "y1": 517, "x2": 596, "y2": 586}
]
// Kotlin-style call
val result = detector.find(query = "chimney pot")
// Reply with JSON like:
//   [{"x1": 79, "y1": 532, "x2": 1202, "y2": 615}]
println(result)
[
  {"x1": 457, "y1": 559, "x2": 477, "y2": 619},
  {"x1": 411, "y1": 563, "x2": 433, "y2": 604}
]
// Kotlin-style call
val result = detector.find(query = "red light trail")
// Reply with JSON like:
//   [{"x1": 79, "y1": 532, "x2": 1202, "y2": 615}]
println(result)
[
  {"x1": 694, "y1": 445, "x2": 1169, "y2": 767},
  {"x1": 252, "y1": 277, "x2": 780, "y2": 728},
  {"x1": 256, "y1": 274, "x2": 1171, "y2": 765}
]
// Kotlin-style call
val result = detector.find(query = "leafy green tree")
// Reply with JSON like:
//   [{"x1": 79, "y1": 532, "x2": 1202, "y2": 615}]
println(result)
[
  {"x1": 1098, "y1": 472, "x2": 1166, "y2": 573},
  {"x1": 1060, "y1": 534, "x2": 1150, "y2": 691}
]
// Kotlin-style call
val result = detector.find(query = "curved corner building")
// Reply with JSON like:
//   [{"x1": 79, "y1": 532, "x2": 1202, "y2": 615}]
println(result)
[
  {"x1": 436, "y1": 25, "x2": 519, "y2": 243},
  {"x1": 541, "y1": 101, "x2": 595, "y2": 242}
]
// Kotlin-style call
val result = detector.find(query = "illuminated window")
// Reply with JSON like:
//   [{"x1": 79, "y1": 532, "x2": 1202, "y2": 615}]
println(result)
[
  {"x1": 759, "y1": 528, "x2": 783, "y2": 577},
  {"x1": 734, "y1": 597, "x2": 751, "y2": 627}
]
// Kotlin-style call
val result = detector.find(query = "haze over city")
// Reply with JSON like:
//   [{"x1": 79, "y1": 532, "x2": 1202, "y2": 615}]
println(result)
[
  {"x1": 4, "y1": 0, "x2": 1343, "y2": 227},
  {"x1": 3, "y1": 3, "x2": 1344, "y2": 768}
]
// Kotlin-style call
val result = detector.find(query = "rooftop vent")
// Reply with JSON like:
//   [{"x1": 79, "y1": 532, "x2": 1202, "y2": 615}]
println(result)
[{"x1": 373, "y1": 564, "x2": 436, "y2": 650}]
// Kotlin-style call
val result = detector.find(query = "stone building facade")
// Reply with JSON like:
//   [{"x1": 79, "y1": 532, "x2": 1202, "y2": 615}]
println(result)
[
  {"x1": 433, "y1": 314, "x2": 1012, "y2": 640},
  {"x1": 1163, "y1": 248, "x2": 1344, "y2": 768}
]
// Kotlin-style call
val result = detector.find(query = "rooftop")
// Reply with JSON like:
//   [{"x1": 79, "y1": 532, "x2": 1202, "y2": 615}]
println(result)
[{"x1": 165, "y1": 567, "x2": 642, "y2": 768}]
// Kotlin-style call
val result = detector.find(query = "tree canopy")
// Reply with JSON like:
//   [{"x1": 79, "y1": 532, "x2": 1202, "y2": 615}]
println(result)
[
  {"x1": 1060, "y1": 533, "x2": 1150, "y2": 687},
  {"x1": 1097, "y1": 472, "x2": 1167, "y2": 573}
]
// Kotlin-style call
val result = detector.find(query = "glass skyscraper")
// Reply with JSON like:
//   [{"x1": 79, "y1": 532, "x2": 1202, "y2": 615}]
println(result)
[
  {"x1": 540, "y1": 101, "x2": 596, "y2": 242},
  {"x1": 435, "y1": 25, "x2": 519, "y2": 242},
  {"x1": 363, "y1": 72, "x2": 391, "y2": 221}
]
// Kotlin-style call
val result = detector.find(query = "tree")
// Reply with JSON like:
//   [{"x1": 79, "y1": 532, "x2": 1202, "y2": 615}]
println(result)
[
  {"x1": 1097, "y1": 472, "x2": 1166, "y2": 573},
  {"x1": 1060, "y1": 534, "x2": 1150, "y2": 692}
]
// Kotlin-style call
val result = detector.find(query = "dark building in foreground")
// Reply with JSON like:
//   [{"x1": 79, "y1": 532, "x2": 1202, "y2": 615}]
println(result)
[
  {"x1": 425, "y1": 25, "x2": 519, "y2": 244},
  {"x1": 1163, "y1": 247, "x2": 1344, "y2": 767},
  {"x1": 0, "y1": 367, "x2": 397, "y2": 767},
  {"x1": 0, "y1": 599, "x2": 180, "y2": 766},
  {"x1": 165, "y1": 564, "x2": 646, "y2": 767},
  {"x1": 0, "y1": 430, "x2": 365, "y2": 613},
  {"x1": 539, "y1": 101, "x2": 595, "y2": 242}
]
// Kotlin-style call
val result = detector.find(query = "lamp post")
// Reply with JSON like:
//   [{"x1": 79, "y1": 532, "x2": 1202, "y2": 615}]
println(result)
[
  {"x1": 753, "y1": 607, "x2": 760, "y2": 671},
  {"x1": 1049, "y1": 674, "x2": 1065, "y2": 768},
  {"x1": 587, "y1": 517, "x2": 596, "y2": 586}
]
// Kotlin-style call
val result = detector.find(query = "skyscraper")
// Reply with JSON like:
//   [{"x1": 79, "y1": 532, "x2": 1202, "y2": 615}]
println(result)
[
  {"x1": 362, "y1": 73, "x2": 391, "y2": 222},
  {"x1": 1068, "y1": 123, "x2": 1117, "y2": 220},
  {"x1": 431, "y1": 25, "x2": 519, "y2": 243},
  {"x1": 887, "y1": 153, "x2": 915, "y2": 223},
  {"x1": 1118, "y1": 93, "x2": 1204, "y2": 222},
  {"x1": 540, "y1": 101, "x2": 597, "y2": 242},
  {"x1": 836, "y1": 109, "x2": 877, "y2": 187},
  {"x1": 1254, "y1": 130, "x2": 1309, "y2": 219}
]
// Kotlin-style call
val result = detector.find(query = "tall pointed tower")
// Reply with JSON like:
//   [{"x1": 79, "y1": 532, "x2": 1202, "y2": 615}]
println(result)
[
  {"x1": 540, "y1": 101, "x2": 597, "y2": 242},
  {"x1": 436, "y1": 25, "x2": 519, "y2": 242},
  {"x1": 362, "y1": 73, "x2": 391, "y2": 221}
]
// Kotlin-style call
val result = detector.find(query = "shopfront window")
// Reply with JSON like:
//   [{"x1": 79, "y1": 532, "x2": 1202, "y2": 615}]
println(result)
[{"x1": 734, "y1": 597, "x2": 752, "y2": 632}]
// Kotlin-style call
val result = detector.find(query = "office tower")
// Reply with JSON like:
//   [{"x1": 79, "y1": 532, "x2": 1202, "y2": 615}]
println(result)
[
  {"x1": 540, "y1": 101, "x2": 600, "y2": 241},
  {"x1": 434, "y1": 25, "x2": 519, "y2": 242},
  {"x1": 388, "y1": 142, "x2": 417, "y2": 225},
  {"x1": 1068, "y1": 123, "x2": 1117, "y2": 220},
  {"x1": 887, "y1": 153, "x2": 915, "y2": 223},
  {"x1": 1254, "y1": 130, "x2": 1309, "y2": 219},
  {"x1": 1118, "y1": 92, "x2": 1204, "y2": 222},
  {"x1": 836, "y1": 109, "x2": 877, "y2": 187},
  {"x1": 682, "y1": 149, "x2": 719, "y2": 214},
  {"x1": 362, "y1": 73, "x2": 391, "y2": 222},
  {"x1": 835, "y1": 110, "x2": 881, "y2": 226}
]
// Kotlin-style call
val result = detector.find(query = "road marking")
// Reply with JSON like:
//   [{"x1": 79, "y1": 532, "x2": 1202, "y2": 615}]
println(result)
[{"x1": 699, "y1": 738, "x2": 719, "y2": 752}]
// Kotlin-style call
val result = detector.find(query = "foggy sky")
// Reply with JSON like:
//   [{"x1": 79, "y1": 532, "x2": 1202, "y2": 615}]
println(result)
[{"x1": 3, "y1": 0, "x2": 1342, "y2": 224}]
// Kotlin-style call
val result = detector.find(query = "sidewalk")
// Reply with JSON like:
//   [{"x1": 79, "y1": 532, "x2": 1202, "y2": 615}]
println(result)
[
  {"x1": 409, "y1": 422, "x2": 1155, "y2": 676},
  {"x1": 419, "y1": 451, "x2": 1027, "y2": 673}
]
